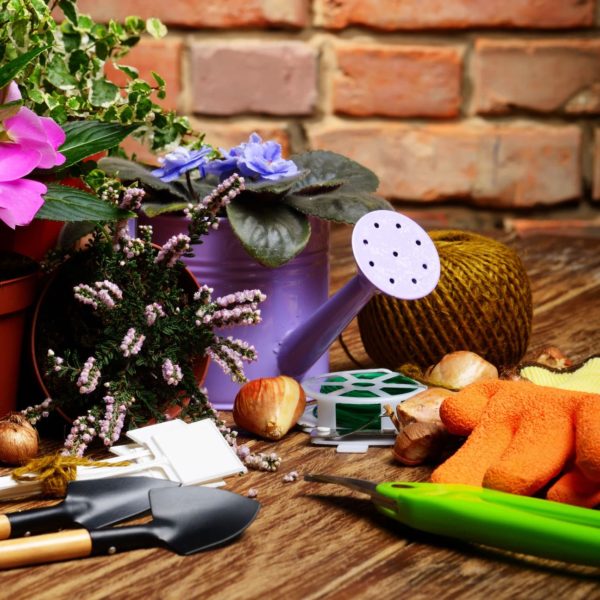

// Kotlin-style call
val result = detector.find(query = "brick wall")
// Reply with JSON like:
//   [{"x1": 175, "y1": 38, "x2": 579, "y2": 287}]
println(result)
[{"x1": 78, "y1": 0, "x2": 600, "y2": 225}]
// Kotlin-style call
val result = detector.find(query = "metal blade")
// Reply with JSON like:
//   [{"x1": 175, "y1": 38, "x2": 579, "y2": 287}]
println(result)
[
  {"x1": 67, "y1": 477, "x2": 181, "y2": 529},
  {"x1": 304, "y1": 473, "x2": 397, "y2": 510},
  {"x1": 148, "y1": 486, "x2": 260, "y2": 555},
  {"x1": 7, "y1": 477, "x2": 181, "y2": 538}
]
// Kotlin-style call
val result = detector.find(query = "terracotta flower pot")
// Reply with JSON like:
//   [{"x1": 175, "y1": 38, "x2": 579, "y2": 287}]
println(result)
[{"x1": 0, "y1": 266, "x2": 39, "y2": 416}]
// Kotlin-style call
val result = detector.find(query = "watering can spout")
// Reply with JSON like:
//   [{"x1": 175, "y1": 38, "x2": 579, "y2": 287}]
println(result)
[{"x1": 277, "y1": 210, "x2": 441, "y2": 380}]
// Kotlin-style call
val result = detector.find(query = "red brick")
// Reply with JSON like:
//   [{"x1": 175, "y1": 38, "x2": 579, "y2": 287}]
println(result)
[
  {"x1": 189, "y1": 43, "x2": 317, "y2": 116},
  {"x1": 315, "y1": 0, "x2": 595, "y2": 30},
  {"x1": 74, "y1": 0, "x2": 308, "y2": 29},
  {"x1": 105, "y1": 38, "x2": 183, "y2": 111},
  {"x1": 307, "y1": 122, "x2": 581, "y2": 207},
  {"x1": 189, "y1": 120, "x2": 292, "y2": 156},
  {"x1": 594, "y1": 130, "x2": 600, "y2": 201},
  {"x1": 121, "y1": 123, "x2": 292, "y2": 166},
  {"x1": 473, "y1": 39, "x2": 600, "y2": 115},
  {"x1": 333, "y1": 44, "x2": 462, "y2": 118}
]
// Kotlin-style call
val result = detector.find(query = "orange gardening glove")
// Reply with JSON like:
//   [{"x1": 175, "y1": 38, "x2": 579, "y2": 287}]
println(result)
[{"x1": 430, "y1": 379, "x2": 600, "y2": 508}]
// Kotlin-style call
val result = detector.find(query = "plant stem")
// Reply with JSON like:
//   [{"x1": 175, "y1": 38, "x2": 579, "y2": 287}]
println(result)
[{"x1": 185, "y1": 172, "x2": 198, "y2": 203}]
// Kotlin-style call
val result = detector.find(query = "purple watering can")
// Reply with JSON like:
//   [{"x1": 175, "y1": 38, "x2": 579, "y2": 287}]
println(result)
[
  {"x1": 277, "y1": 210, "x2": 440, "y2": 379},
  {"x1": 146, "y1": 210, "x2": 440, "y2": 409}
]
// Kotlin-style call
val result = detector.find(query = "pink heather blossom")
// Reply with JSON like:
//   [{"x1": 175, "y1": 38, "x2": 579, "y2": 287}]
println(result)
[
  {"x1": 119, "y1": 187, "x2": 145, "y2": 211},
  {"x1": 0, "y1": 82, "x2": 66, "y2": 228},
  {"x1": 77, "y1": 356, "x2": 101, "y2": 394},
  {"x1": 145, "y1": 302, "x2": 166, "y2": 325},
  {"x1": 120, "y1": 328, "x2": 146, "y2": 357},
  {"x1": 74, "y1": 280, "x2": 122, "y2": 310},
  {"x1": 162, "y1": 358, "x2": 183, "y2": 385},
  {"x1": 155, "y1": 234, "x2": 191, "y2": 267}
]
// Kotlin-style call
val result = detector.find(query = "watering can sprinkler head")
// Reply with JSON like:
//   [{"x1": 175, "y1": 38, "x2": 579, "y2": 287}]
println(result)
[{"x1": 277, "y1": 210, "x2": 441, "y2": 380}]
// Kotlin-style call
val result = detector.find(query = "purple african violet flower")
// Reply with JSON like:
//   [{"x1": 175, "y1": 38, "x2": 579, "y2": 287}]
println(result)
[
  {"x1": 152, "y1": 145, "x2": 212, "y2": 182},
  {"x1": 235, "y1": 133, "x2": 298, "y2": 181},
  {"x1": 0, "y1": 82, "x2": 66, "y2": 228},
  {"x1": 206, "y1": 133, "x2": 298, "y2": 182}
]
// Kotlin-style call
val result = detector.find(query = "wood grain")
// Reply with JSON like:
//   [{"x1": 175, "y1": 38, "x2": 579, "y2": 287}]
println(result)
[{"x1": 0, "y1": 226, "x2": 598, "y2": 598}]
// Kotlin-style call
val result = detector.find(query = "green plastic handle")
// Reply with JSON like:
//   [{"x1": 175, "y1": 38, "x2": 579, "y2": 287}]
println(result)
[{"x1": 375, "y1": 482, "x2": 600, "y2": 567}]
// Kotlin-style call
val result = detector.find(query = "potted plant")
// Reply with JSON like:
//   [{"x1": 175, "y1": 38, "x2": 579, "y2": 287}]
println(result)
[
  {"x1": 24, "y1": 173, "x2": 270, "y2": 459},
  {"x1": 100, "y1": 134, "x2": 394, "y2": 407},
  {"x1": 0, "y1": 251, "x2": 39, "y2": 415},
  {"x1": 0, "y1": 0, "x2": 190, "y2": 258}
]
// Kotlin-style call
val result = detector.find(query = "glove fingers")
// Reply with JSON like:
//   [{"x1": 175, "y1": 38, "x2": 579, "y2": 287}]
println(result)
[
  {"x1": 483, "y1": 415, "x2": 573, "y2": 496},
  {"x1": 547, "y1": 467, "x2": 600, "y2": 509},
  {"x1": 431, "y1": 416, "x2": 513, "y2": 486},
  {"x1": 575, "y1": 398, "x2": 600, "y2": 482},
  {"x1": 439, "y1": 379, "x2": 502, "y2": 436}
]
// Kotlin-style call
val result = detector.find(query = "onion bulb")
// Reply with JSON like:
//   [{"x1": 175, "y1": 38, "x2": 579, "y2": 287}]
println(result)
[
  {"x1": 426, "y1": 351, "x2": 498, "y2": 390},
  {"x1": 0, "y1": 414, "x2": 39, "y2": 465}
]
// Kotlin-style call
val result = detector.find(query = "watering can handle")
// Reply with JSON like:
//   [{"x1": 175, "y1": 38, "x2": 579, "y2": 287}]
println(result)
[{"x1": 277, "y1": 274, "x2": 375, "y2": 380}]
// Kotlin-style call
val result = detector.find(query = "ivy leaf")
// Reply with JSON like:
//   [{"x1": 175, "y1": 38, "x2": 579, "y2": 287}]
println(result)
[
  {"x1": 285, "y1": 190, "x2": 394, "y2": 225},
  {"x1": 146, "y1": 18, "x2": 167, "y2": 39},
  {"x1": 0, "y1": 45, "x2": 48, "y2": 89},
  {"x1": 290, "y1": 150, "x2": 379, "y2": 194},
  {"x1": 227, "y1": 199, "x2": 310, "y2": 268},
  {"x1": 47, "y1": 53, "x2": 78, "y2": 90},
  {"x1": 90, "y1": 78, "x2": 120, "y2": 107},
  {"x1": 56, "y1": 121, "x2": 140, "y2": 169},
  {"x1": 38, "y1": 184, "x2": 133, "y2": 222},
  {"x1": 58, "y1": 0, "x2": 78, "y2": 24},
  {"x1": 116, "y1": 64, "x2": 139, "y2": 80}
]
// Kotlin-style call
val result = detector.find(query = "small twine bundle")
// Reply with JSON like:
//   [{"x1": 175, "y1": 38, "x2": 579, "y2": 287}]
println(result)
[
  {"x1": 12, "y1": 454, "x2": 131, "y2": 497},
  {"x1": 358, "y1": 230, "x2": 532, "y2": 370}
]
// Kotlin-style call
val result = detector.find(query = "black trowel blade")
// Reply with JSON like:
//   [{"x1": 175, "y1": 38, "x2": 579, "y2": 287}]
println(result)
[
  {"x1": 6, "y1": 477, "x2": 181, "y2": 538},
  {"x1": 68, "y1": 477, "x2": 182, "y2": 529},
  {"x1": 149, "y1": 486, "x2": 260, "y2": 555}
]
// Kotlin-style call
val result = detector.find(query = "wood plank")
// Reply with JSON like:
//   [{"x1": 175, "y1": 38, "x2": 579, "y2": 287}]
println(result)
[{"x1": 0, "y1": 228, "x2": 598, "y2": 597}]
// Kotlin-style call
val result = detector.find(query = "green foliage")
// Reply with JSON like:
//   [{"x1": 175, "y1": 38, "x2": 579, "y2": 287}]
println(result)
[
  {"x1": 100, "y1": 150, "x2": 394, "y2": 268},
  {"x1": 0, "y1": 0, "x2": 190, "y2": 151},
  {"x1": 37, "y1": 183, "x2": 132, "y2": 221}
]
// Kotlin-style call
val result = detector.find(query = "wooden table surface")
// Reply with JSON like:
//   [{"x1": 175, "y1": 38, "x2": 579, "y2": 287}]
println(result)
[{"x1": 1, "y1": 225, "x2": 599, "y2": 599}]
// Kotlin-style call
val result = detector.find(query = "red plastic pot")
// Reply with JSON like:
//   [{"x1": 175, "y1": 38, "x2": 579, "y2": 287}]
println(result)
[{"x1": 0, "y1": 269, "x2": 39, "y2": 416}]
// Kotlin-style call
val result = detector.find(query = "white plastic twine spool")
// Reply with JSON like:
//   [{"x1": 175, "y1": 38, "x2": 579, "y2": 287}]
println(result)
[{"x1": 301, "y1": 369, "x2": 426, "y2": 433}]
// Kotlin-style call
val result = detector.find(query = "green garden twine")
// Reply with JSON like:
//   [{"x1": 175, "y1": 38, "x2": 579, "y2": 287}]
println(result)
[{"x1": 357, "y1": 230, "x2": 532, "y2": 370}]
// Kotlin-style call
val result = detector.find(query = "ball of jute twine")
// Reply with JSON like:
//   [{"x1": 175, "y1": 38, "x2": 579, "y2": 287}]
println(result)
[{"x1": 357, "y1": 230, "x2": 533, "y2": 370}]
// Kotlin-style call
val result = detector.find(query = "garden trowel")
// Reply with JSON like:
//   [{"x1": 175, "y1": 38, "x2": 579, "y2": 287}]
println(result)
[
  {"x1": 0, "y1": 476, "x2": 180, "y2": 540},
  {"x1": 0, "y1": 486, "x2": 260, "y2": 569}
]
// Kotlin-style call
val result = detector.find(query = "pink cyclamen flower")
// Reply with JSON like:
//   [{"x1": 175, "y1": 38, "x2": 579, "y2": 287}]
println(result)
[{"x1": 0, "y1": 82, "x2": 66, "y2": 228}]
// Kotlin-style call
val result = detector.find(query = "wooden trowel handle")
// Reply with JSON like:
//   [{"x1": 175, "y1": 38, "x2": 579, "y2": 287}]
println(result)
[
  {"x1": 0, "y1": 515, "x2": 10, "y2": 540},
  {"x1": 0, "y1": 529, "x2": 92, "y2": 569}
]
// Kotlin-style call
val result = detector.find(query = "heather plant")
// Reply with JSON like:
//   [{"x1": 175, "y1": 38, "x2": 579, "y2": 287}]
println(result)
[{"x1": 23, "y1": 174, "x2": 268, "y2": 459}]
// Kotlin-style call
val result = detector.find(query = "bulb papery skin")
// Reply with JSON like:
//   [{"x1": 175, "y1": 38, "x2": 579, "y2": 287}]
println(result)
[
  {"x1": 233, "y1": 376, "x2": 306, "y2": 441},
  {"x1": 427, "y1": 351, "x2": 498, "y2": 390},
  {"x1": 0, "y1": 414, "x2": 39, "y2": 465}
]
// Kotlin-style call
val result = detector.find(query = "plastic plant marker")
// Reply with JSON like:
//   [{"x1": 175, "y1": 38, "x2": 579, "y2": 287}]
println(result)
[
  {"x1": 277, "y1": 211, "x2": 440, "y2": 379},
  {"x1": 82, "y1": 419, "x2": 246, "y2": 485},
  {"x1": 152, "y1": 419, "x2": 247, "y2": 485},
  {"x1": 109, "y1": 443, "x2": 148, "y2": 458},
  {"x1": 335, "y1": 443, "x2": 369, "y2": 454}
]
